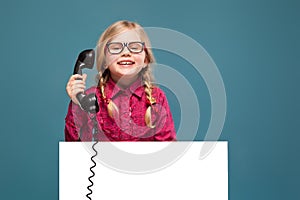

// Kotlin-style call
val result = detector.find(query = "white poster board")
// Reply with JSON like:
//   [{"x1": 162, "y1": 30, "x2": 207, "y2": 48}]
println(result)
[{"x1": 59, "y1": 141, "x2": 228, "y2": 200}]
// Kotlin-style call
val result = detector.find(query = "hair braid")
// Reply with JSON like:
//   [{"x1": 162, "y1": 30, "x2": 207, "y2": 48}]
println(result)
[
  {"x1": 99, "y1": 70, "x2": 118, "y2": 118},
  {"x1": 142, "y1": 68, "x2": 156, "y2": 128}
]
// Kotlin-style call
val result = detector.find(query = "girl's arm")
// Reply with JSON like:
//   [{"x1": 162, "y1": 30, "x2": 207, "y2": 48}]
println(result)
[
  {"x1": 153, "y1": 89, "x2": 177, "y2": 141},
  {"x1": 64, "y1": 74, "x2": 88, "y2": 141},
  {"x1": 64, "y1": 101, "x2": 86, "y2": 141}
]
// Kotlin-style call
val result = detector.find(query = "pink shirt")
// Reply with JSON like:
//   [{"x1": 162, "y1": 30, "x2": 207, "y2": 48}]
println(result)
[{"x1": 64, "y1": 77, "x2": 176, "y2": 141}]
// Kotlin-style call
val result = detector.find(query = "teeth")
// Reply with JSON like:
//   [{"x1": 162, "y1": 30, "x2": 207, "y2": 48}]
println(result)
[{"x1": 119, "y1": 61, "x2": 134, "y2": 65}]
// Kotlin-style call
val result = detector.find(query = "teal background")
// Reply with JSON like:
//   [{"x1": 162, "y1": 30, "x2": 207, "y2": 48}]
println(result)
[{"x1": 1, "y1": 0, "x2": 299, "y2": 199}]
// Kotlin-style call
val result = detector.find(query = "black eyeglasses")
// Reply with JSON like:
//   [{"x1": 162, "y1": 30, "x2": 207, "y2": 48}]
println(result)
[{"x1": 106, "y1": 41, "x2": 145, "y2": 54}]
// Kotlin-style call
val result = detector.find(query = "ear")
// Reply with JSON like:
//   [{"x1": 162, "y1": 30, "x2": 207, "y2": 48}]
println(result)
[
  {"x1": 143, "y1": 58, "x2": 149, "y2": 68},
  {"x1": 144, "y1": 56, "x2": 150, "y2": 66}
]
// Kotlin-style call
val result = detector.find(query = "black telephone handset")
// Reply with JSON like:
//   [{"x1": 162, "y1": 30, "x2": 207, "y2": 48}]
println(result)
[{"x1": 73, "y1": 49, "x2": 99, "y2": 113}]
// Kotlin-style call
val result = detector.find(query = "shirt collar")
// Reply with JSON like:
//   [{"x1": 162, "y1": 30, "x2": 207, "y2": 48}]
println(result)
[{"x1": 106, "y1": 76, "x2": 144, "y2": 99}]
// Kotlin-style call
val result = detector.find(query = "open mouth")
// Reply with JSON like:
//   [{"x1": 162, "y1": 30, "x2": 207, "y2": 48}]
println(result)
[{"x1": 117, "y1": 61, "x2": 135, "y2": 66}]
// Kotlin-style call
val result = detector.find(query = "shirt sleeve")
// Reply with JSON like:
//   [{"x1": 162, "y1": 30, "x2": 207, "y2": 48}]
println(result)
[
  {"x1": 64, "y1": 101, "x2": 86, "y2": 141},
  {"x1": 152, "y1": 89, "x2": 177, "y2": 141}
]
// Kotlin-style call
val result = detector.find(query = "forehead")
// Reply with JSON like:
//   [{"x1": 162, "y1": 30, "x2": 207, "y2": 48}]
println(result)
[{"x1": 110, "y1": 29, "x2": 141, "y2": 42}]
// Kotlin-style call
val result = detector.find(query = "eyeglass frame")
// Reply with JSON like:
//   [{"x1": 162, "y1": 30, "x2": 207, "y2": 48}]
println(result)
[{"x1": 106, "y1": 41, "x2": 145, "y2": 55}]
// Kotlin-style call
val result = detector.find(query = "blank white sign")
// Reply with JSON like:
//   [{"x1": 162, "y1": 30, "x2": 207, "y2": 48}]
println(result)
[{"x1": 59, "y1": 141, "x2": 228, "y2": 200}]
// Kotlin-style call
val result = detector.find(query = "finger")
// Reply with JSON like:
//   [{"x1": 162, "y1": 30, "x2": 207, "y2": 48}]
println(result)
[
  {"x1": 66, "y1": 76, "x2": 76, "y2": 94},
  {"x1": 72, "y1": 80, "x2": 86, "y2": 89},
  {"x1": 82, "y1": 73, "x2": 87, "y2": 82},
  {"x1": 72, "y1": 74, "x2": 84, "y2": 80},
  {"x1": 72, "y1": 88, "x2": 85, "y2": 96}
]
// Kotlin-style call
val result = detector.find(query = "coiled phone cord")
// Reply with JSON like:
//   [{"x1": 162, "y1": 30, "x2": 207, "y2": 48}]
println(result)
[{"x1": 86, "y1": 114, "x2": 99, "y2": 200}]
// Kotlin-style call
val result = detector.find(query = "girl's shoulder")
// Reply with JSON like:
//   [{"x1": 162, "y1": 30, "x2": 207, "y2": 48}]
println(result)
[
  {"x1": 152, "y1": 85, "x2": 164, "y2": 93},
  {"x1": 151, "y1": 86, "x2": 168, "y2": 100}
]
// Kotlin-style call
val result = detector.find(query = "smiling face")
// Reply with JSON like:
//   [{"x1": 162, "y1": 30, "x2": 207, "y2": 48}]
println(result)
[{"x1": 105, "y1": 29, "x2": 148, "y2": 87}]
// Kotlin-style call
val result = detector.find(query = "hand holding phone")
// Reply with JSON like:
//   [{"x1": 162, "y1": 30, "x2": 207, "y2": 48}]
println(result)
[{"x1": 70, "y1": 49, "x2": 99, "y2": 113}]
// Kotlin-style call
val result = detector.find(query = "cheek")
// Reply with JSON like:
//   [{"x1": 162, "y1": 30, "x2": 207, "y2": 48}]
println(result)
[
  {"x1": 105, "y1": 55, "x2": 118, "y2": 66},
  {"x1": 135, "y1": 54, "x2": 147, "y2": 64}
]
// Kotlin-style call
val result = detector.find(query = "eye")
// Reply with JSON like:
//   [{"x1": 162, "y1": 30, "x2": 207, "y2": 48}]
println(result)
[
  {"x1": 108, "y1": 43, "x2": 124, "y2": 53},
  {"x1": 112, "y1": 47, "x2": 121, "y2": 50},
  {"x1": 110, "y1": 44, "x2": 122, "y2": 50},
  {"x1": 129, "y1": 42, "x2": 143, "y2": 51}
]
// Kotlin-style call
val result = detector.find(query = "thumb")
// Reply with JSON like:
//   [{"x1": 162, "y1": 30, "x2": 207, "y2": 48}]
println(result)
[{"x1": 82, "y1": 73, "x2": 87, "y2": 82}]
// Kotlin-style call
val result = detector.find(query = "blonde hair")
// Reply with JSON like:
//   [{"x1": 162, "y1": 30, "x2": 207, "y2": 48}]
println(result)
[{"x1": 96, "y1": 20, "x2": 156, "y2": 128}]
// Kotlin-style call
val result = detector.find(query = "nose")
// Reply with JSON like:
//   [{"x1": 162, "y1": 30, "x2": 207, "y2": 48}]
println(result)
[{"x1": 121, "y1": 46, "x2": 131, "y2": 56}]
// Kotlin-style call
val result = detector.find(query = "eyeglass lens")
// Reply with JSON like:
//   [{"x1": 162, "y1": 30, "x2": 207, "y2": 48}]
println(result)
[{"x1": 107, "y1": 42, "x2": 144, "y2": 54}]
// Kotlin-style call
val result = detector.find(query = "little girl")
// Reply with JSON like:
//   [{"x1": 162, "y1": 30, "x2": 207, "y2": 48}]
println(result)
[{"x1": 65, "y1": 20, "x2": 176, "y2": 141}]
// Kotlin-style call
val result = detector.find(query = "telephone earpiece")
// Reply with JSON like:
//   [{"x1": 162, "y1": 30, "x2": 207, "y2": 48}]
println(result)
[{"x1": 73, "y1": 49, "x2": 99, "y2": 113}]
